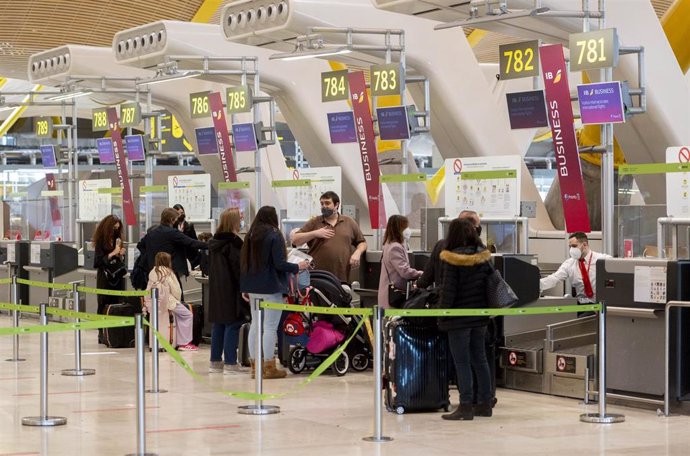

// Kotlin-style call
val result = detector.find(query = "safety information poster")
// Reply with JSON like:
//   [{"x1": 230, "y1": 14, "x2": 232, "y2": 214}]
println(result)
[
  {"x1": 78, "y1": 179, "x2": 112, "y2": 221},
  {"x1": 286, "y1": 167, "x2": 342, "y2": 220},
  {"x1": 633, "y1": 265, "x2": 667, "y2": 304},
  {"x1": 666, "y1": 147, "x2": 690, "y2": 217},
  {"x1": 167, "y1": 174, "x2": 211, "y2": 221},
  {"x1": 444, "y1": 156, "x2": 522, "y2": 218}
]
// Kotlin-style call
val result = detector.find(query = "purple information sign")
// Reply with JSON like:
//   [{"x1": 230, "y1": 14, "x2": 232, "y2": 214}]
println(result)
[
  {"x1": 577, "y1": 81, "x2": 625, "y2": 125},
  {"x1": 195, "y1": 127, "x2": 218, "y2": 155},
  {"x1": 376, "y1": 106, "x2": 410, "y2": 140},
  {"x1": 40, "y1": 145, "x2": 57, "y2": 168},
  {"x1": 327, "y1": 111, "x2": 356, "y2": 144},
  {"x1": 96, "y1": 138, "x2": 115, "y2": 164},
  {"x1": 506, "y1": 90, "x2": 549, "y2": 129},
  {"x1": 124, "y1": 135, "x2": 146, "y2": 161},
  {"x1": 232, "y1": 123, "x2": 258, "y2": 152}
]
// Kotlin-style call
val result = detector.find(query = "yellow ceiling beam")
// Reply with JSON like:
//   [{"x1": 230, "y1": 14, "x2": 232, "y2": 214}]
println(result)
[
  {"x1": 0, "y1": 84, "x2": 43, "y2": 137},
  {"x1": 662, "y1": 0, "x2": 690, "y2": 74},
  {"x1": 0, "y1": 77, "x2": 7, "y2": 88},
  {"x1": 466, "y1": 29, "x2": 487, "y2": 49},
  {"x1": 191, "y1": 0, "x2": 223, "y2": 23}
]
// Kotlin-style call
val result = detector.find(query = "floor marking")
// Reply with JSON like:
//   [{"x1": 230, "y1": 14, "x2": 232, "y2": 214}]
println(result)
[
  {"x1": 13, "y1": 390, "x2": 97, "y2": 397},
  {"x1": 72, "y1": 406, "x2": 160, "y2": 413},
  {"x1": 147, "y1": 424, "x2": 241, "y2": 434}
]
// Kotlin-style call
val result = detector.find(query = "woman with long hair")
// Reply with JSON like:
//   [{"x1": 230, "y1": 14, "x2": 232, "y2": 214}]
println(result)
[
  {"x1": 439, "y1": 218, "x2": 493, "y2": 421},
  {"x1": 378, "y1": 215, "x2": 423, "y2": 309},
  {"x1": 208, "y1": 208, "x2": 248, "y2": 374},
  {"x1": 240, "y1": 206, "x2": 310, "y2": 379},
  {"x1": 93, "y1": 214, "x2": 125, "y2": 343}
]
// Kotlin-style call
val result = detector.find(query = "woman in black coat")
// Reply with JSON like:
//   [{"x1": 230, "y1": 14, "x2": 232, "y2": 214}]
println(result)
[
  {"x1": 438, "y1": 218, "x2": 493, "y2": 421},
  {"x1": 207, "y1": 208, "x2": 249, "y2": 374},
  {"x1": 93, "y1": 214, "x2": 125, "y2": 343}
]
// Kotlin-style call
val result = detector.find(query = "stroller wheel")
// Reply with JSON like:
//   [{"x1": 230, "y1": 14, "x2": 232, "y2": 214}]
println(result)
[
  {"x1": 288, "y1": 346, "x2": 307, "y2": 374},
  {"x1": 350, "y1": 353, "x2": 369, "y2": 371},
  {"x1": 331, "y1": 351, "x2": 349, "y2": 377}
]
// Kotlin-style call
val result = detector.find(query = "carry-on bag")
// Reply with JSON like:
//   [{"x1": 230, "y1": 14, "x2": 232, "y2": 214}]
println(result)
[{"x1": 103, "y1": 303, "x2": 136, "y2": 348}]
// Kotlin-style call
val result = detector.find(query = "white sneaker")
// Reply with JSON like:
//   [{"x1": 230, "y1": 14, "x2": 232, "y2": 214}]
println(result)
[{"x1": 223, "y1": 364, "x2": 249, "y2": 375}]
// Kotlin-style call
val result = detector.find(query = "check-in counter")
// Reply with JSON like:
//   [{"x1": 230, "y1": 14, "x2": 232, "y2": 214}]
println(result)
[
  {"x1": 23, "y1": 242, "x2": 79, "y2": 312},
  {"x1": 191, "y1": 273, "x2": 211, "y2": 342},
  {"x1": 0, "y1": 240, "x2": 30, "y2": 307}
]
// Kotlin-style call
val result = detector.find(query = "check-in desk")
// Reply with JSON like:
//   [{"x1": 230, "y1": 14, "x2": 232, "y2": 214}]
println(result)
[
  {"x1": 598, "y1": 258, "x2": 690, "y2": 410},
  {"x1": 23, "y1": 242, "x2": 79, "y2": 314},
  {"x1": 0, "y1": 240, "x2": 30, "y2": 307}
]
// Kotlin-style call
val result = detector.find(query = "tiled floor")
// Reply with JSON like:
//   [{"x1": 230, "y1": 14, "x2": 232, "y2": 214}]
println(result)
[{"x1": 1, "y1": 316, "x2": 690, "y2": 456}]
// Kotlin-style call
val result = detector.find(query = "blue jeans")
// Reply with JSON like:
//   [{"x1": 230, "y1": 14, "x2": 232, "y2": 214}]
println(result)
[
  {"x1": 247, "y1": 293, "x2": 284, "y2": 362},
  {"x1": 210, "y1": 321, "x2": 243, "y2": 365},
  {"x1": 447, "y1": 326, "x2": 492, "y2": 405}
]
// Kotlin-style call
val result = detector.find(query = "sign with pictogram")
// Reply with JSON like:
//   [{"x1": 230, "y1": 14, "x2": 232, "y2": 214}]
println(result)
[{"x1": 666, "y1": 147, "x2": 690, "y2": 217}]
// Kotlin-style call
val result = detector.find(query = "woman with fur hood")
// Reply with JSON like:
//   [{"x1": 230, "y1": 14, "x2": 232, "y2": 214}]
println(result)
[{"x1": 439, "y1": 218, "x2": 493, "y2": 421}]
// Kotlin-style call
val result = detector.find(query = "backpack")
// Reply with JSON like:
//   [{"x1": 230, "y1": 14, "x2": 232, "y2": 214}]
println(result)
[
  {"x1": 130, "y1": 252, "x2": 148, "y2": 290},
  {"x1": 144, "y1": 275, "x2": 174, "y2": 312}
]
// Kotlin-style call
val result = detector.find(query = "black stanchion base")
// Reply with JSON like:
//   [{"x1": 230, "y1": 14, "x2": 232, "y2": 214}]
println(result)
[
  {"x1": 61, "y1": 368, "x2": 95, "y2": 376},
  {"x1": 146, "y1": 389, "x2": 168, "y2": 394},
  {"x1": 579, "y1": 412, "x2": 625, "y2": 423},
  {"x1": 5, "y1": 358, "x2": 26, "y2": 362},
  {"x1": 363, "y1": 436, "x2": 394, "y2": 442},
  {"x1": 237, "y1": 405, "x2": 280, "y2": 415},
  {"x1": 22, "y1": 416, "x2": 67, "y2": 426}
]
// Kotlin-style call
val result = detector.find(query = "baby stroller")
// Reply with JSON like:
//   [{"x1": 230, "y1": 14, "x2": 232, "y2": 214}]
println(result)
[{"x1": 287, "y1": 270, "x2": 372, "y2": 376}]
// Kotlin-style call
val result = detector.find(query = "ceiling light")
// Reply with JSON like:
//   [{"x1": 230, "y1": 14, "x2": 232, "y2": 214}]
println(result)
[
  {"x1": 135, "y1": 70, "x2": 202, "y2": 87},
  {"x1": 434, "y1": 7, "x2": 550, "y2": 30},
  {"x1": 45, "y1": 90, "x2": 93, "y2": 101},
  {"x1": 269, "y1": 46, "x2": 352, "y2": 61}
]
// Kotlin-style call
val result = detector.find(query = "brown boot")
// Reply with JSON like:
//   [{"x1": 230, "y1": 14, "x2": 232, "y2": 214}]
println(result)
[{"x1": 262, "y1": 358, "x2": 287, "y2": 379}]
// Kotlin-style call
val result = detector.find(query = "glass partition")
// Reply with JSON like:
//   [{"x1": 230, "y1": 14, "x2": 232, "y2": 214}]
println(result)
[
  {"x1": 381, "y1": 173, "x2": 428, "y2": 250},
  {"x1": 138, "y1": 185, "x2": 169, "y2": 239},
  {"x1": 217, "y1": 181, "x2": 252, "y2": 233}
]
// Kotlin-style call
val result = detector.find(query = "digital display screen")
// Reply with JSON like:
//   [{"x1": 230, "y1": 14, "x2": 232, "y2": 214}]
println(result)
[
  {"x1": 124, "y1": 134, "x2": 146, "y2": 161},
  {"x1": 96, "y1": 138, "x2": 115, "y2": 164},
  {"x1": 195, "y1": 127, "x2": 218, "y2": 155},
  {"x1": 376, "y1": 106, "x2": 410, "y2": 140},
  {"x1": 232, "y1": 123, "x2": 258, "y2": 152},
  {"x1": 327, "y1": 111, "x2": 356, "y2": 144},
  {"x1": 40, "y1": 145, "x2": 57, "y2": 168},
  {"x1": 577, "y1": 82, "x2": 625, "y2": 125},
  {"x1": 506, "y1": 90, "x2": 549, "y2": 129}
]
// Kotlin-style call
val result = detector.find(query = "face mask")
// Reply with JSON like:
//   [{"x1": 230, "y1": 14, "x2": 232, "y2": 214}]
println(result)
[
  {"x1": 476, "y1": 225, "x2": 482, "y2": 237},
  {"x1": 321, "y1": 207, "x2": 335, "y2": 218},
  {"x1": 240, "y1": 220, "x2": 246, "y2": 231},
  {"x1": 569, "y1": 246, "x2": 582, "y2": 260},
  {"x1": 402, "y1": 227, "x2": 412, "y2": 240}
]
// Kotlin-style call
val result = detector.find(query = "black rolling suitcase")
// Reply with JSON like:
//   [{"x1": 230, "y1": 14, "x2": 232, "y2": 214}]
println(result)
[
  {"x1": 384, "y1": 319, "x2": 451, "y2": 414},
  {"x1": 238, "y1": 322, "x2": 251, "y2": 367},
  {"x1": 103, "y1": 303, "x2": 136, "y2": 348}
]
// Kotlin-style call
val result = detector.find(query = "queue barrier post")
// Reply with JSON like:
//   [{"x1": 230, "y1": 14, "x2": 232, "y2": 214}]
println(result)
[
  {"x1": 580, "y1": 302, "x2": 625, "y2": 423},
  {"x1": 22, "y1": 303, "x2": 67, "y2": 427},
  {"x1": 238, "y1": 297, "x2": 280, "y2": 415},
  {"x1": 363, "y1": 305, "x2": 393, "y2": 442},
  {"x1": 147, "y1": 287, "x2": 166, "y2": 394},
  {"x1": 5, "y1": 272, "x2": 26, "y2": 362},
  {"x1": 126, "y1": 314, "x2": 157, "y2": 456},
  {"x1": 62, "y1": 280, "x2": 95, "y2": 376}
]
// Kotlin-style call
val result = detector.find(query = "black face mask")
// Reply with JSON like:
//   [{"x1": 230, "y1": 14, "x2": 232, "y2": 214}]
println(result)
[
  {"x1": 476, "y1": 225, "x2": 482, "y2": 237},
  {"x1": 321, "y1": 207, "x2": 335, "y2": 218}
]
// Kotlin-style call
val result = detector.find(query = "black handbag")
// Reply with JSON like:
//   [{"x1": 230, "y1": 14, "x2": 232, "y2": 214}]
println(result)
[
  {"x1": 486, "y1": 266, "x2": 519, "y2": 308},
  {"x1": 104, "y1": 256, "x2": 127, "y2": 286},
  {"x1": 384, "y1": 262, "x2": 408, "y2": 308}
]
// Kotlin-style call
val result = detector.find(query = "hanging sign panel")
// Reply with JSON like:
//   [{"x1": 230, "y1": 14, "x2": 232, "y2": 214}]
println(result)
[
  {"x1": 124, "y1": 134, "x2": 146, "y2": 161},
  {"x1": 539, "y1": 44, "x2": 591, "y2": 233},
  {"x1": 96, "y1": 138, "x2": 115, "y2": 164},
  {"x1": 577, "y1": 81, "x2": 625, "y2": 125},
  {"x1": 78, "y1": 179, "x2": 112, "y2": 222},
  {"x1": 348, "y1": 71, "x2": 386, "y2": 229},
  {"x1": 370, "y1": 63, "x2": 403, "y2": 97},
  {"x1": 225, "y1": 86, "x2": 253, "y2": 114},
  {"x1": 231, "y1": 123, "x2": 258, "y2": 152},
  {"x1": 40, "y1": 145, "x2": 57, "y2": 167},
  {"x1": 35, "y1": 117, "x2": 53, "y2": 138},
  {"x1": 208, "y1": 91, "x2": 237, "y2": 182},
  {"x1": 327, "y1": 112, "x2": 356, "y2": 144},
  {"x1": 119, "y1": 102, "x2": 141, "y2": 128},
  {"x1": 321, "y1": 70, "x2": 350, "y2": 102},
  {"x1": 190, "y1": 91, "x2": 211, "y2": 119},
  {"x1": 195, "y1": 127, "x2": 218, "y2": 155},
  {"x1": 499, "y1": 40, "x2": 540, "y2": 80},
  {"x1": 167, "y1": 174, "x2": 211, "y2": 221},
  {"x1": 666, "y1": 147, "x2": 690, "y2": 217},
  {"x1": 506, "y1": 90, "x2": 549, "y2": 129},
  {"x1": 444, "y1": 156, "x2": 522, "y2": 218},
  {"x1": 106, "y1": 107, "x2": 137, "y2": 226},
  {"x1": 569, "y1": 28, "x2": 619, "y2": 72},
  {"x1": 92, "y1": 108, "x2": 109, "y2": 132},
  {"x1": 376, "y1": 106, "x2": 410, "y2": 140}
]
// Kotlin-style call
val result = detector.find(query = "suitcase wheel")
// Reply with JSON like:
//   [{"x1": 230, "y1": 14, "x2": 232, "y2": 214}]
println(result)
[
  {"x1": 331, "y1": 351, "x2": 349, "y2": 377},
  {"x1": 288, "y1": 346, "x2": 307, "y2": 374},
  {"x1": 395, "y1": 406, "x2": 405, "y2": 415}
]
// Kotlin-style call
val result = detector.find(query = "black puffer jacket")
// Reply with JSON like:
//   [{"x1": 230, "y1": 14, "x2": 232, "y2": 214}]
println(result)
[
  {"x1": 438, "y1": 246, "x2": 492, "y2": 331},
  {"x1": 208, "y1": 232, "x2": 248, "y2": 324}
]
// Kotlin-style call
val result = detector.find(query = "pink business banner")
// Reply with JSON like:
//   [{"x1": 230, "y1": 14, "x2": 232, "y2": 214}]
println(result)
[
  {"x1": 106, "y1": 107, "x2": 137, "y2": 226},
  {"x1": 347, "y1": 71, "x2": 386, "y2": 229},
  {"x1": 539, "y1": 44, "x2": 591, "y2": 233},
  {"x1": 45, "y1": 173, "x2": 62, "y2": 226},
  {"x1": 208, "y1": 92, "x2": 237, "y2": 182}
]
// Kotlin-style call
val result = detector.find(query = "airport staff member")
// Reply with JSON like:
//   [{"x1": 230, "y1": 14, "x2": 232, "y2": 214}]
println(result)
[
  {"x1": 291, "y1": 191, "x2": 366, "y2": 283},
  {"x1": 540, "y1": 232, "x2": 610, "y2": 303}
]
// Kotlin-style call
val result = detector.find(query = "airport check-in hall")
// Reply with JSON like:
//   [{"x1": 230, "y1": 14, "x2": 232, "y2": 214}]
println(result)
[{"x1": 1, "y1": 0, "x2": 690, "y2": 454}]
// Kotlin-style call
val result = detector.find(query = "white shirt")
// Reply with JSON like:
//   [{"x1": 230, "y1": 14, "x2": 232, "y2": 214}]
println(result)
[{"x1": 539, "y1": 251, "x2": 611, "y2": 303}]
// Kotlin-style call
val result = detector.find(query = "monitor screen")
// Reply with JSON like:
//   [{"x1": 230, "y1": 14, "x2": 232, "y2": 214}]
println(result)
[
  {"x1": 376, "y1": 106, "x2": 410, "y2": 140},
  {"x1": 327, "y1": 111, "x2": 357, "y2": 144},
  {"x1": 96, "y1": 138, "x2": 115, "y2": 164},
  {"x1": 195, "y1": 127, "x2": 218, "y2": 155},
  {"x1": 232, "y1": 123, "x2": 258, "y2": 152},
  {"x1": 506, "y1": 90, "x2": 549, "y2": 129},
  {"x1": 124, "y1": 134, "x2": 146, "y2": 161},
  {"x1": 40, "y1": 145, "x2": 57, "y2": 168}
]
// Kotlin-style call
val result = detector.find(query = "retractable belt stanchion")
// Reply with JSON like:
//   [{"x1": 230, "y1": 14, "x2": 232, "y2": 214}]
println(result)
[
  {"x1": 147, "y1": 288, "x2": 166, "y2": 394},
  {"x1": 6, "y1": 272, "x2": 25, "y2": 362},
  {"x1": 580, "y1": 302, "x2": 625, "y2": 423},
  {"x1": 364, "y1": 305, "x2": 392, "y2": 442},
  {"x1": 62, "y1": 280, "x2": 95, "y2": 376},
  {"x1": 238, "y1": 297, "x2": 279, "y2": 415},
  {"x1": 126, "y1": 314, "x2": 156, "y2": 456},
  {"x1": 22, "y1": 302, "x2": 67, "y2": 427}
]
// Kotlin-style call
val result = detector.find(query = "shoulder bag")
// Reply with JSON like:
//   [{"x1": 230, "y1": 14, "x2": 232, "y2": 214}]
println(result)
[
  {"x1": 383, "y1": 260, "x2": 408, "y2": 309},
  {"x1": 486, "y1": 265, "x2": 519, "y2": 308},
  {"x1": 104, "y1": 256, "x2": 127, "y2": 286}
]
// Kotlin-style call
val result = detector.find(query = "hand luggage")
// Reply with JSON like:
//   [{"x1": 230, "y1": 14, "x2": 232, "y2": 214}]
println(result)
[
  {"x1": 103, "y1": 303, "x2": 136, "y2": 348},
  {"x1": 237, "y1": 322, "x2": 251, "y2": 367},
  {"x1": 384, "y1": 319, "x2": 450, "y2": 414}
]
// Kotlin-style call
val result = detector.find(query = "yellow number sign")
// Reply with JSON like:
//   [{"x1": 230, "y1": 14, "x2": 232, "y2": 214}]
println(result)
[
  {"x1": 92, "y1": 108, "x2": 109, "y2": 132},
  {"x1": 370, "y1": 63, "x2": 402, "y2": 97},
  {"x1": 189, "y1": 91, "x2": 211, "y2": 119},
  {"x1": 499, "y1": 40, "x2": 540, "y2": 80},
  {"x1": 569, "y1": 29, "x2": 619, "y2": 71},
  {"x1": 321, "y1": 70, "x2": 349, "y2": 102}
]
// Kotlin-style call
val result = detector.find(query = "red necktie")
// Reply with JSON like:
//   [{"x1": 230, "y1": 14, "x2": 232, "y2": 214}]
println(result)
[{"x1": 578, "y1": 258, "x2": 594, "y2": 299}]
